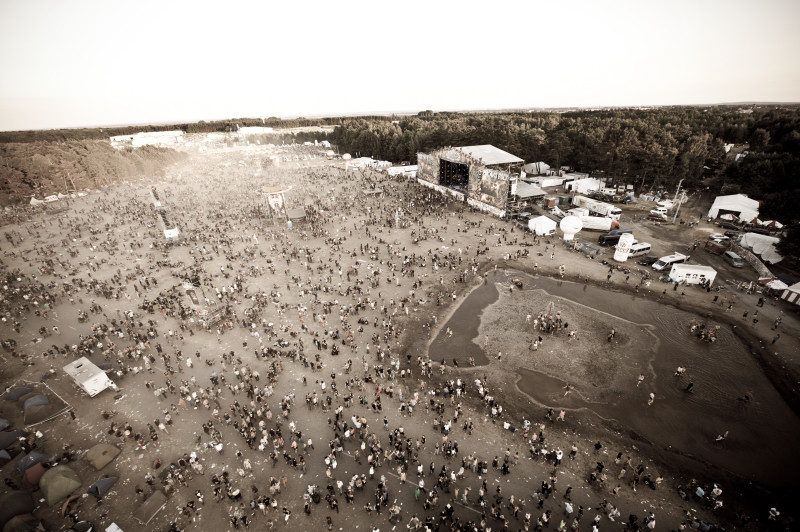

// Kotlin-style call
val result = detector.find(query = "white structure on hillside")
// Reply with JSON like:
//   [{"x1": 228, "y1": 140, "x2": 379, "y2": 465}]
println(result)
[
  {"x1": 110, "y1": 131, "x2": 185, "y2": 149},
  {"x1": 238, "y1": 126, "x2": 274, "y2": 136},
  {"x1": 63, "y1": 357, "x2": 117, "y2": 397}
]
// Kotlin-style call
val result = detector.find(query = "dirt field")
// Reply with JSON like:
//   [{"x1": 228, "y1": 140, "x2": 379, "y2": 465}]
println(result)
[{"x1": 1, "y1": 150, "x2": 797, "y2": 532}]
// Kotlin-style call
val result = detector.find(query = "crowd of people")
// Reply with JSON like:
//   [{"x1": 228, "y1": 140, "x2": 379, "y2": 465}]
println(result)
[{"x1": 0, "y1": 153, "x2": 787, "y2": 532}]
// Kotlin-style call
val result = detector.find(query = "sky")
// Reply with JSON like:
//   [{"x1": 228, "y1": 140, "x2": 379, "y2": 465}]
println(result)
[{"x1": 1, "y1": 0, "x2": 799, "y2": 131}]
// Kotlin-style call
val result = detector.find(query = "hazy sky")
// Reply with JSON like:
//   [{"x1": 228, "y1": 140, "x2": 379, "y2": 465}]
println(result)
[{"x1": 1, "y1": 0, "x2": 799, "y2": 131}]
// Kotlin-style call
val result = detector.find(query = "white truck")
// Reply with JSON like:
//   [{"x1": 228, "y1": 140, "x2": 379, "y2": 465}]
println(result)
[
  {"x1": 580, "y1": 216, "x2": 619, "y2": 232},
  {"x1": 572, "y1": 195, "x2": 622, "y2": 220},
  {"x1": 668, "y1": 263, "x2": 717, "y2": 286}
]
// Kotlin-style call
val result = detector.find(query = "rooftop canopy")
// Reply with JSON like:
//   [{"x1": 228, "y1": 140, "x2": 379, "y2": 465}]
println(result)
[{"x1": 456, "y1": 145, "x2": 523, "y2": 166}]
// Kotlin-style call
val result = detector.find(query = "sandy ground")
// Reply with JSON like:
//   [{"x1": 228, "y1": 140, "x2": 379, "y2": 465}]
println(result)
[{"x1": 0, "y1": 151, "x2": 798, "y2": 532}]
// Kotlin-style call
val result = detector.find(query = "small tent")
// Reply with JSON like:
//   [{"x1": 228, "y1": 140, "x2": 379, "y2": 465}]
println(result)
[
  {"x1": 15, "y1": 450, "x2": 53, "y2": 473},
  {"x1": 134, "y1": 490, "x2": 167, "y2": 525},
  {"x1": 40, "y1": 465, "x2": 82, "y2": 506},
  {"x1": 0, "y1": 431, "x2": 24, "y2": 450},
  {"x1": 2, "y1": 513, "x2": 43, "y2": 532},
  {"x1": 22, "y1": 462, "x2": 49, "y2": 489},
  {"x1": 0, "y1": 450, "x2": 11, "y2": 466},
  {"x1": 4, "y1": 387, "x2": 32, "y2": 401},
  {"x1": 781, "y1": 282, "x2": 800, "y2": 305},
  {"x1": 0, "y1": 492, "x2": 34, "y2": 530},
  {"x1": 0, "y1": 419, "x2": 9, "y2": 431},
  {"x1": 85, "y1": 443, "x2": 121, "y2": 470},
  {"x1": 87, "y1": 476, "x2": 118, "y2": 499},
  {"x1": 528, "y1": 216, "x2": 557, "y2": 236},
  {"x1": 523, "y1": 162, "x2": 551, "y2": 175}
]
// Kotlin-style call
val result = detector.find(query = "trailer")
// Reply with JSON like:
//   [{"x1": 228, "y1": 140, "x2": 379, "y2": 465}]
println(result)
[
  {"x1": 580, "y1": 216, "x2": 619, "y2": 232},
  {"x1": 704, "y1": 241, "x2": 727, "y2": 255},
  {"x1": 669, "y1": 263, "x2": 717, "y2": 286},
  {"x1": 571, "y1": 195, "x2": 622, "y2": 220}
]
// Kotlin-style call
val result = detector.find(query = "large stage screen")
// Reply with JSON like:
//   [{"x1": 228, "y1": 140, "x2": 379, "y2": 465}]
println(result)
[
  {"x1": 476, "y1": 168, "x2": 509, "y2": 210},
  {"x1": 416, "y1": 153, "x2": 439, "y2": 184}
]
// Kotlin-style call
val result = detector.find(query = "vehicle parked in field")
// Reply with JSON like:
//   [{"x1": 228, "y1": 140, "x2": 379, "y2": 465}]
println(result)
[
  {"x1": 652, "y1": 252, "x2": 688, "y2": 271},
  {"x1": 704, "y1": 241, "x2": 727, "y2": 255},
  {"x1": 647, "y1": 213, "x2": 668, "y2": 222},
  {"x1": 723, "y1": 251, "x2": 744, "y2": 268},
  {"x1": 637, "y1": 255, "x2": 659, "y2": 266},
  {"x1": 716, "y1": 221, "x2": 739, "y2": 231}
]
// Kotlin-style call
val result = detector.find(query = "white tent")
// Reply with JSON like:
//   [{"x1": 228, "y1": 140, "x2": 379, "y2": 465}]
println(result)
[
  {"x1": 739, "y1": 232, "x2": 782, "y2": 264},
  {"x1": 707, "y1": 194, "x2": 759, "y2": 221},
  {"x1": 782, "y1": 282, "x2": 800, "y2": 305},
  {"x1": 528, "y1": 216, "x2": 557, "y2": 236},
  {"x1": 523, "y1": 162, "x2": 550, "y2": 175}
]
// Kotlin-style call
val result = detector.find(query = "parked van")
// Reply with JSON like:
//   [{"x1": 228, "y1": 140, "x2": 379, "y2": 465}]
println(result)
[
  {"x1": 652, "y1": 252, "x2": 688, "y2": 271},
  {"x1": 650, "y1": 207, "x2": 668, "y2": 216},
  {"x1": 627, "y1": 242, "x2": 652, "y2": 257},
  {"x1": 723, "y1": 251, "x2": 744, "y2": 268},
  {"x1": 607, "y1": 229, "x2": 633, "y2": 236},
  {"x1": 598, "y1": 233, "x2": 623, "y2": 246}
]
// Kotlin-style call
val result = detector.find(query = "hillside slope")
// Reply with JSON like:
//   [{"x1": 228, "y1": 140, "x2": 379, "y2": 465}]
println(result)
[{"x1": 0, "y1": 140, "x2": 186, "y2": 205}]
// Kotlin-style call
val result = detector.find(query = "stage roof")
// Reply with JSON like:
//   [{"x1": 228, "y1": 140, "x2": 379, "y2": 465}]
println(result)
[{"x1": 458, "y1": 145, "x2": 523, "y2": 166}]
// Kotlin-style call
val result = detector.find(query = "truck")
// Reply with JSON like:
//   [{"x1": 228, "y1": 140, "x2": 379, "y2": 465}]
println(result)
[
  {"x1": 580, "y1": 216, "x2": 619, "y2": 232},
  {"x1": 652, "y1": 252, "x2": 688, "y2": 271},
  {"x1": 703, "y1": 240, "x2": 727, "y2": 255},
  {"x1": 668, "y1": 263, "x2": 717, "y2": 286},
  {"x1": 571, "y1": 195, "x2": 622, "y2": 220}
]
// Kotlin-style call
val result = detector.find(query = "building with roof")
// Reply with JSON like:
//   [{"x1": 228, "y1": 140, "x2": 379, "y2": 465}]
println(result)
[
  {"x1": 416, "y1": 145, "x2": 527, "y2": 217},
  {"x1": 707, "y1": 194, "x2": 759, "y2": 222}
]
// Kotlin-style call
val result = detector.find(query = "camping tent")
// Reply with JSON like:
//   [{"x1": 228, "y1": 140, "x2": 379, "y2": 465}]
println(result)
[
  {"x1": 40, "y1": 465, "x2": 82, "y2": 506},
  {"x1": 0, "y1": 450, "x2": 11, "y2": 466},
  {"x1": 0, "y1": 419, "x2": 9, "y2": 431},
  {"x1": 0, "y1": 492, "x2": 34, "y2": 530},
  {"x1": 4, "y1": 387, "x2": 32, "y2": 401},
  {"x1": 2, "y1": 512, "x2": 42, "y2": 532},
  {"x1": 781, "y1": 282, "x2": 800, "y2": 305},
  {"x1": 22, "y1": 462, "x2": 49, "y2": 489},
  {"x1": 738, "y1": 233, "x2": 782, "y2": 264},
  {"x1": 528, "y1": 216, "x2": 557, "y2": 236},
  {"x1": 15, "y1": 450, "x2": 53, "y2": 473},
  {"x1": 0, "y1": 431, "x2": 24, "y2": 450},
  {"x1": 707, "y1": 194, "x2": 759, "y2": 221},
  {"x1": 85, "y1": 443, "x2": 121, "y2": 470},
  {"x1": 87, "y1": 476, "x2": 118, "y2": 499},
  {"x1": 134, "y1": 490, "x2": 167, "y2": 525},
  {"x1": 523, "y1": 162, "x2": 551, "y2": 175}
]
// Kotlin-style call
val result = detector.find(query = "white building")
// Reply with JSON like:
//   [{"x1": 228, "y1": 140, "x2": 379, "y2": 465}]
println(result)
[
  {"x1": 238, "y1": 126, "x2": 274, "y2": 136},
  {"x1": 110, "y1": 130, "x2": 185, "y2": 149}
]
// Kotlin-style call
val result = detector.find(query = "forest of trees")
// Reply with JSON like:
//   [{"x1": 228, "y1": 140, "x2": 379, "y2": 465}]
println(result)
[{"x1": 329, "y1": 106, "x2": 800, "y2": 223}]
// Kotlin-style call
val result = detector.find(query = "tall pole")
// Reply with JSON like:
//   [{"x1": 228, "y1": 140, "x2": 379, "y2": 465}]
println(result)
[{"x1": 671, "y1": 179, "x2": 684, "y2": 224}]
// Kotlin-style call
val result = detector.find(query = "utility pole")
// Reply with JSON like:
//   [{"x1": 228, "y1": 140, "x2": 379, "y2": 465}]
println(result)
[{"x1": 671, "y1": 179, "x2": 684, "y2": 224}]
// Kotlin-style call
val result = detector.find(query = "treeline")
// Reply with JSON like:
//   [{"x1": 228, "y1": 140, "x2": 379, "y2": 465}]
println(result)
[
  {"x1": 329, "y1": 106, "x2": 800, "y2": 221},
  {"x1": 0, "y1": 141, "x2": 187, "y2": 205},
  {"x1": 0, "y1": 115, "x2": 390, "y2": 144}
]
